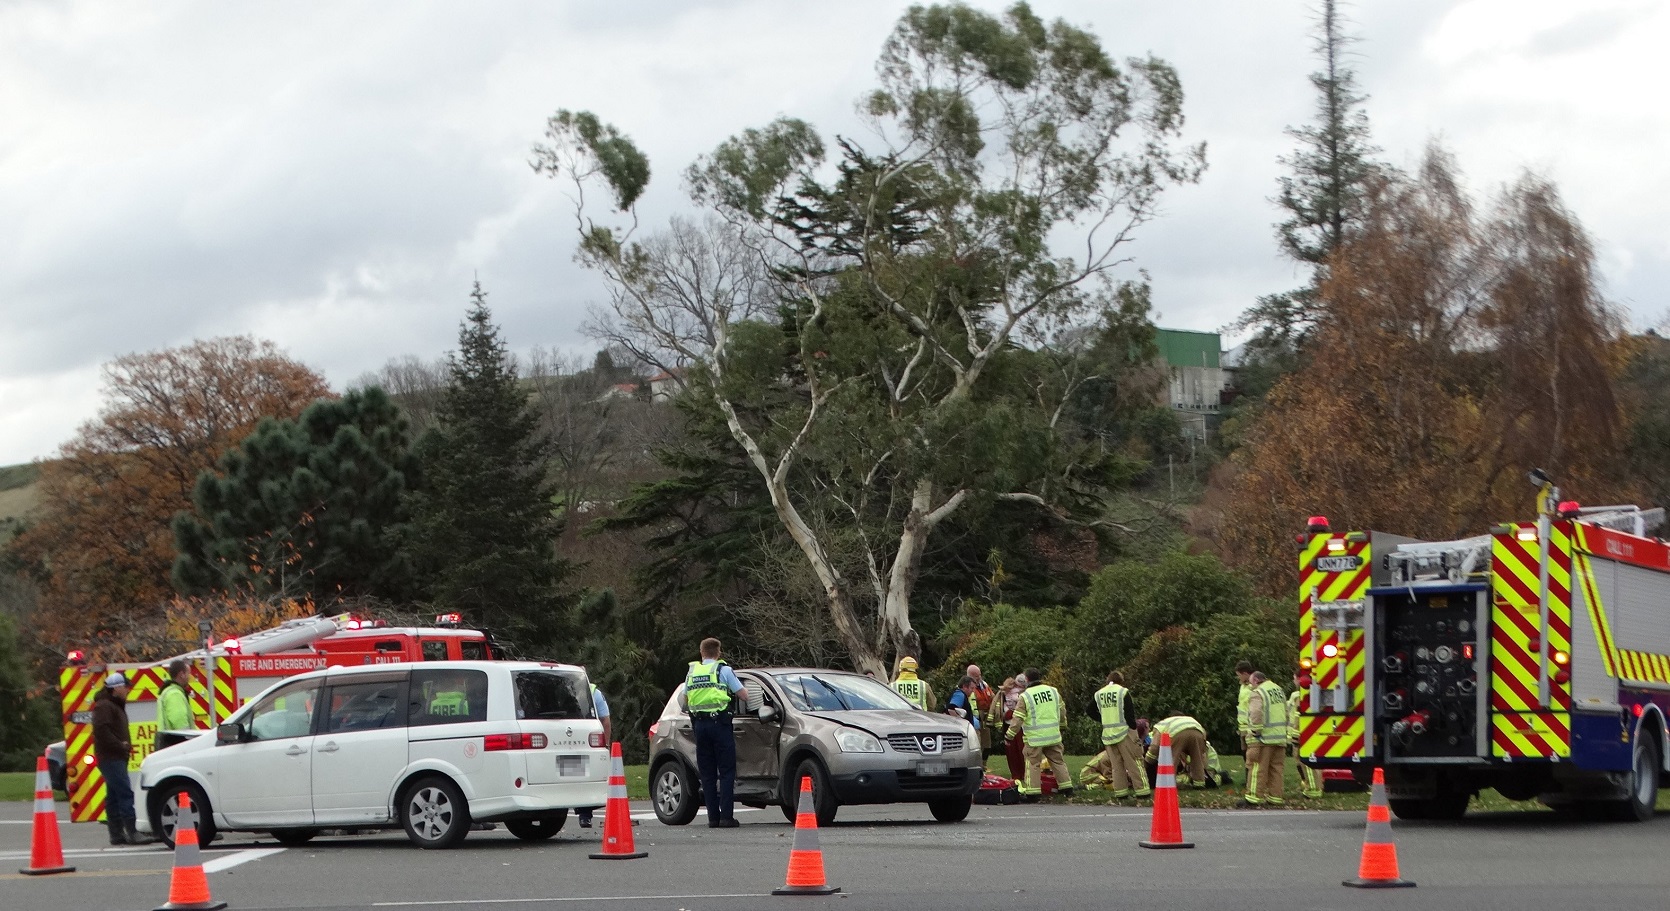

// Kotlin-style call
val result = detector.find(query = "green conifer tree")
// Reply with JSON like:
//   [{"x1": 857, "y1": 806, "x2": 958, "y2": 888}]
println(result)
[{"x1": 406, "y1": 284, "x2": 569, "y2": 648}]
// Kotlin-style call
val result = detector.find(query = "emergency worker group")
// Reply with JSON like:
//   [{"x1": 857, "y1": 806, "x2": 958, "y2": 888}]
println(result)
[{"x1": 888, "y1": 656, "x2": 1323, "y2": 806}]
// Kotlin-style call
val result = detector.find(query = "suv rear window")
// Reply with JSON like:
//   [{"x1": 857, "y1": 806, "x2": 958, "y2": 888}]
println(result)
[{"x1": 513, "y1": 671, "x2": 593, "y2": 720}]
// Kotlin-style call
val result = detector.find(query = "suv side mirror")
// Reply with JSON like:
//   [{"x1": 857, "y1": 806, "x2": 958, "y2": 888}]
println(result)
[
  {"x1": 759, "y1": 705, "x2": 779, "y2": 724},
  {"x1": 216, "y1": 722, "x2": 246, "y2": 745}
]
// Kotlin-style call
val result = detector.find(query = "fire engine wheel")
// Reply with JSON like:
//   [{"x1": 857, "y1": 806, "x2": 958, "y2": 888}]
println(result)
[
  {"x1": 151, "y1": 781, "x2": 216, "y2": 849},
  {"x1": 652, "y1": 761, "x2": 699, "y2": 826},
  {"x1": 505, "y1": 811, "x2": 567, "y2": 841},
  {"x1": 1614, "y1": 733, "x2": 1661, "y2": 823},
  {"x1": 400, "y1": 776, "x2": 471, "y2": 849},
  {"x1": 1386, "y1": 798, "x2": 1429, "y2": 821}
]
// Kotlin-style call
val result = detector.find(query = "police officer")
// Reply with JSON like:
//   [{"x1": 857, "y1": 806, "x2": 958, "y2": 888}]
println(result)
[
  {"x1": 1243, "y1": 671, "x2": 1289, "y2": 806},
  {"x1": 685, "y1": 637, "x2": 745, "y2": 828},
  {"x1": 1289, "y1": 672, "x2": 1322, "y2": 798},
  {"x1": 1006, "y1": 667, "x2": 1073, "y2": 799},
  {"x1": 891, "y1": 656, "x2": 933, "y2": 711},
  {"x1": 1087, "y1": 671, "x2": 1149, "y2": 798},
  {"x1": 578, "y1": 683, "x2": 611, "y2": 828}
]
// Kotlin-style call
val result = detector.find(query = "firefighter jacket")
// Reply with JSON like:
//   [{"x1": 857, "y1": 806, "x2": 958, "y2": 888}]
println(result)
[
  {"x1": 1093, "y1": 682, "x2": 1135, "y2": 745},
  {"x1": 891, "y1": 672, "x2": 932, "y2": 711},
  {"x1": 1007, "y1": 683, "x2": 1065, "y2": 747},
  {"x1": 1247, "y1": 680, "x2": 1289, "y2": 745},
  {"x1": 1145, "y1": 715, "x2": 1205, "y2": 762},
  {"x1": 1285, "y1": 689, "x2": 1303, "y2": 744},
  {"x1": 1237, "y1": 682, "x2": 1252, "y2": 736}
]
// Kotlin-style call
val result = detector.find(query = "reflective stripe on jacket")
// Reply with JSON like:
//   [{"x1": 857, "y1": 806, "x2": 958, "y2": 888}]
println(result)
[
  {"x1": 1251, "y1": 680, "x2": 1289, "y2": 744},
  {"x1": 1094, "y1": 683, "x2": 1130, "y2": 745},
  {"x1": 893, "y1": 676, "x2": 928, "y2": 711}
]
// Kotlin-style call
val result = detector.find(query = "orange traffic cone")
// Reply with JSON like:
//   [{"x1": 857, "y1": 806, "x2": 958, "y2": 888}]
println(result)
[
  {"x1": 155, "y1": 791, "x2": 226, "y2": 910},
  {"x1": 1343, "y1": 768, "x2": 1415, "y2": 889},
  {"x1": 1138, "y1": 732, "x2": 1193, "y2": 849},
  {"x1": 19, "y1": 755, "x2": 74, "y2": 875},
  {"x1": 772, "y1": 776, "x2": 839, "y2": 896},
  {"x1": 589, "y1": 742, "x2": 647, "y2": 860}
]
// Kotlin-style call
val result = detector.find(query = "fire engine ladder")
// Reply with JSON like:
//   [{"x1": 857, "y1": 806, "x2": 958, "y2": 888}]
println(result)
[
  {"x1": 158, "y1": 614, "x2": 351, "y2": 726},
  {"x1": 1573, "y1": 505, "x2": 1665, "y2": 537},
  {"x1": 1384, "y1": 535, "x2": 1494, "y2": 585}
]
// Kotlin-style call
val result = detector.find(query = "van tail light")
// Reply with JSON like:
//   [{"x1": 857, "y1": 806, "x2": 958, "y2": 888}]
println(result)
[
  {"x1": 483, "y1": 733, "x2": 547, "y2": 751},
  {"x1": 589, "y1": 732, "x2": 604, "y2": 748},
  {"x1": 647, "y1": 722, "x2": 659, "y2": 738}
]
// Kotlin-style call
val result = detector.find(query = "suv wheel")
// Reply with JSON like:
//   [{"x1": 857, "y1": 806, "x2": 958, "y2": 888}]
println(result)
[
  {"x1": 652, "y1": 760, "x2": 699, "y2": 826},
  {"x1": 783, "y1": 758, "x2": 838, "y2": 826},
  {"x1": 150, "y1": 781, "x2": 217, "y2": 849},
  {"x1": 928, "y1": 795, "x2": 972, "y2": 822},
  {"x1": 400, "y1": 776, "x2": 471, "y2": 849}
]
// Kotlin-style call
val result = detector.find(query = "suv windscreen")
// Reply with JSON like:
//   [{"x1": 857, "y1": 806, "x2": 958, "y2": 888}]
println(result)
[
  {"x1": 772, "y1": 672, "x2": 913, "y2": 712},
  {"x1": 513, "y1": 670, "x2": 594, "y2": 720}
]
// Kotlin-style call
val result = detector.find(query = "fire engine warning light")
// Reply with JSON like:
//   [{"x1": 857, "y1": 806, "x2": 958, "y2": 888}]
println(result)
[{"x1": 1321, "y1": 643, "x2": 1339, "y2": 658}]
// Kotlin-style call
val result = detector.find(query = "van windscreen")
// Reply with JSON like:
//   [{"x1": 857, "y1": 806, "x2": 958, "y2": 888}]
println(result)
[{"x1": 513, "y1": 671, "x2": 593, "y2": 721}]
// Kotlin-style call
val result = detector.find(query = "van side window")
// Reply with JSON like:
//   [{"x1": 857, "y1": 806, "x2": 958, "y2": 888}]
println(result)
[
  {"x1": 247, "y1": 681, "x2": 322, "y2": 741},
  {"x1": 325, "y1": 678, "x2": 408, "y2": 733},
  {"x1": 421, "y1": 640, "x2": 449, "y2": 662},
  {"x1": 409, "y1": 668, "x2": 489, "y2": 726}
]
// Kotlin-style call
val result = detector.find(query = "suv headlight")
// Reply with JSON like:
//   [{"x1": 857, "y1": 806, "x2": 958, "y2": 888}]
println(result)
[{"x1": 834, "y1": 728, "x2": 883, "y2": 753}]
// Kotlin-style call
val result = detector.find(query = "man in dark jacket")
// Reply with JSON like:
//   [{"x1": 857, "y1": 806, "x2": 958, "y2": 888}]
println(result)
[{"x1": 92, "y1": 672, "x2": 151, "y2": 845}]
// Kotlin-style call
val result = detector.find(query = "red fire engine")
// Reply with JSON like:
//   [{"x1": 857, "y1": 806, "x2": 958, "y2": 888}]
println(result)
[
  {"x1": 56, "y1": 612, "x2": 502, "y2": 825},
  {"x1": 1297, "y1": 472, "x2": 1670, "y2": 820}
]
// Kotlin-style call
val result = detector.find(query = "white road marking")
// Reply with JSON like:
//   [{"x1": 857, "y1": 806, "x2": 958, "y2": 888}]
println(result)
[
  {"x1": 201, "y1": 847, "x2": 285, "y2": 873},
  {"x1": 0, "y1": 818, "x2": 71, "y2": 824},
  {"x1": 375, "y1": 894, "x2": 769, "y2": 907}
]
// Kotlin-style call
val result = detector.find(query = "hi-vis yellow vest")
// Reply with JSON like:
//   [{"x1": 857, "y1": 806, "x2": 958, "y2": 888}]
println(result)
[
  {"x1": 1093, "y1": 683, "x2": 1130, "y2": 745},
  {"x1": 1021, "y1": 684, "x2": 1063, "y2": 747},
  {"x1": 1256, "y1": 680, "x2": 1289, "y2": 744},
  {"x1": 893, "y1": 676, "x2": 927, "y2": 710}
]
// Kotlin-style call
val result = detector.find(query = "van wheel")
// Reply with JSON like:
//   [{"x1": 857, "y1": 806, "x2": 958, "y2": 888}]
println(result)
[
  {"x1": 151, "y1": 781, "x2": 216, "y2": 849},
  {"x1": 784, "y1": 758, "x2": 838, "y2": 826},
  {"x1": 652, "y1": 761, "x2": 699, "y2": 826},
  {"x1": 929, "y1": 796, "x2": 972, "y2": 822},
  {"x1": 400, "y1": 776, "x2": 471, "y2": 849},
  {"x1": 1613, "y1": 731, "x2": 1660, "y2": 822},
  {"x1": 269, "y1": 828, "x2": 317, "y2": 846},
  {"x1": 505, "y1": 811, "x2": 567, "y2": 841}
]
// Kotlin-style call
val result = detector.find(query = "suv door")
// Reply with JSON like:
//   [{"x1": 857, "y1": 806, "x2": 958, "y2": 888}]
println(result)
[
  {"x1": 312, "y1": 672, "x2": 410, "y2": 825},
  {"x1": 732, "y1": 674, "x2": 781, "y2": 795},
  {"x1": 218, "y1": 678, "x2": 321, "y2": 827}
]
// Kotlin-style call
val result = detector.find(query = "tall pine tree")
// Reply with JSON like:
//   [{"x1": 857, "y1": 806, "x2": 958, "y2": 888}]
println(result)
[
  {"x1": 406, "y1": 284, "x2": 569, "y2": 649},
  {"x1": 1237, "y1": 0, "x2": 1382, "y2": 393}
]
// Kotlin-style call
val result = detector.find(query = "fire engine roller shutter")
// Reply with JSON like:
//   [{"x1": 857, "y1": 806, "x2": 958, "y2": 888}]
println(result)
[
  {"x1": 1489, "y1": 523, "x2": 1572, "y2": 759},
  {"x1": 1298, "y1": 532, "x2": 1370, "y2": 760}
]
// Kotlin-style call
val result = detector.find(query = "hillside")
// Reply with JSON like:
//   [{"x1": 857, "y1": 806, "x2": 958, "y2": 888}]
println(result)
[{"x1": 0, "y1": 462, "x2": 41, "y2": 544}]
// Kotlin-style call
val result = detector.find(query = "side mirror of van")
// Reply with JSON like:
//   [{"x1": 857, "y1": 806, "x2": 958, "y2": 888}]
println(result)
[{"x1": 216, "y1": 722, "x2": 246, "y2": 745}]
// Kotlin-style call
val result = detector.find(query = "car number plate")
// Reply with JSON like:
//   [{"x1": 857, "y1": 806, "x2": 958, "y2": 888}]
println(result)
[
  {"x1": 558, "y1": 755, "x2": 587, "y2": 777},
  {"x1": 916, "y1": 760, "x2": 949, "y2": 777}
]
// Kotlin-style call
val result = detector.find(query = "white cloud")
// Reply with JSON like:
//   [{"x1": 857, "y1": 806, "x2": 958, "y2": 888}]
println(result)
[{"x1": 1, "y1": 0, "x2": 1665, "y2": 464}]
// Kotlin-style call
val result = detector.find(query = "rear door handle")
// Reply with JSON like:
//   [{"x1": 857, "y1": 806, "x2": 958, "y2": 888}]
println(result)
[
  {"x1": 317, "y1": 741, "x2": 339, "y2": 753},
  {"x1": 285, "y1": 745, "x2": 306, "y2": 756}
]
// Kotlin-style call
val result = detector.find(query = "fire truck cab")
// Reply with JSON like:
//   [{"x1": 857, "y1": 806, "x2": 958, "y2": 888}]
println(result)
[{"x1": 1297, "y1": 477, "x2": 1670, "y2": 821}]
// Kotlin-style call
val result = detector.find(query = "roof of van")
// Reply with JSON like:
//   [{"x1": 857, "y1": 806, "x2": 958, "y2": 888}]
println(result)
[{"x1": 312, "y1": 660, "x2": 587, "y2": 677}]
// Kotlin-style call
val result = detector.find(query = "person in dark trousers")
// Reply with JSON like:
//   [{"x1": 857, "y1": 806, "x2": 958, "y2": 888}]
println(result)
[
  {"x1": 684, "y1": 637, "x2": 745, "y2": 828},
  {"x1": 578, "y1": 682, "x2": 612, "y2": 828},
  {"x1": 92, "y1": 672, "x2": 152, "y2": 845}
]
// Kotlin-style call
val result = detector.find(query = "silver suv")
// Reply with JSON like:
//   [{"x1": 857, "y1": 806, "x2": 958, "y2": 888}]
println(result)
[{"x1": 647, "y1": 668, "x2": 981, "y2": 825}]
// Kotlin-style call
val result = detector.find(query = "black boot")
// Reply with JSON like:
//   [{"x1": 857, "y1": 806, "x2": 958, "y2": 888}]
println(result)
[
  {"x1": 124, "y1": 823, "x2": 154, "y2": 845},
  {"x1": 106, "y1": 819, "x2": 127, "y2": 846}
]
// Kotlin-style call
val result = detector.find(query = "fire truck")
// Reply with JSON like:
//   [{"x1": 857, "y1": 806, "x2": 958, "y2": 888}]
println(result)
[
  {"x1": 55, "y1": 612, "x2": 502, "y2": 825},
  {"x1": 1297, "y1": 472, "x2": 1670, "y2": 821}
]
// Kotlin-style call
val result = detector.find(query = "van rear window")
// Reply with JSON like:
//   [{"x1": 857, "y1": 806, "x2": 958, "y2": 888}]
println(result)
[{"x1": 513, "y1": 671, "x2": 593, "y2": 721}]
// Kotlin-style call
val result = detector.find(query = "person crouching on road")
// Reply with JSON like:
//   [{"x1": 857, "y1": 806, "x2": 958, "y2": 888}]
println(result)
[
  {"x1": 1145, "y1": 714, "x2": 1209, "y2": 789},
  {"x1": 1086, "y1": 671, "x2": 1149, "y2": 799},
  {"x1": 891, "y1": 656, "x2": 933, "y2": 711},
  {"x1": 1243, "y1": 671, "x2": 1289, "y2": 807},
  {"x1": 685, "y1": 637, "x2": 746, "y2": 828},
  {"x1": 1006, "y1": 667, "x2": 1072, "y2": 799}
]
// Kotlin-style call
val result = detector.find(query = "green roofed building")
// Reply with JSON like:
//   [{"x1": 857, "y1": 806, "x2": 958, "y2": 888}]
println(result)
[{"x1": 1153, "y1": 328, "x2": 1229, "y2": 443}]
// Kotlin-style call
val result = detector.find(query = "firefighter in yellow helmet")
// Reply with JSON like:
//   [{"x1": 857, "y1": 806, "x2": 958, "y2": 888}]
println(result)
[
  {"x1": 891, "y1": 656, "x2": 934, "y2": 711},
  {"x1": 1243, "y1": 671, "x2": 1289, "y2": 806},
  {"x1": 1006, "y1": 666, "x2": 1073, "y2": 799},
  {"x1": 1289, "y1": 672, "x2": 1323, "y2": 798}
]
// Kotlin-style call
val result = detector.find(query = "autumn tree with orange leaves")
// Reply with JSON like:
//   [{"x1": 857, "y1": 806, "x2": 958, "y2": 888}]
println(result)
[
  {"x1": 9, "y1": 337, "x2": 330, "y2": 657},
  {"x1": 1211, "y1": 147, "x2": 1638, "y2": 595}
]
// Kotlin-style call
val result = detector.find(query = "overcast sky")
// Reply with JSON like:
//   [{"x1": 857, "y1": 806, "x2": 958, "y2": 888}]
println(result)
[{"x1": 2, "y1": 0, "x2": 1666, "y2": 465}]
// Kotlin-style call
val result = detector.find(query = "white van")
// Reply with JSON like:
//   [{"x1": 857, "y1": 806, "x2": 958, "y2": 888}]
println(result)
[{"x1": 136, "y1": 661, "x2": 609, "y2": 848}]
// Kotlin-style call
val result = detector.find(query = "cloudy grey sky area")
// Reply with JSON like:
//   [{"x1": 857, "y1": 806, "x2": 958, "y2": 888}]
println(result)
[{"x1": 2, "y1": 0, "x2": 1666, "y2": 465}]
